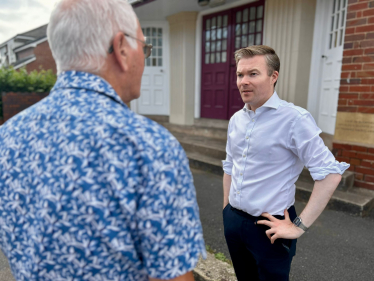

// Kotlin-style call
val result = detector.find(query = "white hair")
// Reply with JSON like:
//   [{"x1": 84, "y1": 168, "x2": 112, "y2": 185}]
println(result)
[{"x1": 47, "y1": 0, "x2": 138, "y2": 74}]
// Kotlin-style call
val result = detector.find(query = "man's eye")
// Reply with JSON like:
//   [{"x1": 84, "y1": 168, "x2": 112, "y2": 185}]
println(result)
[
  {"x1": 250, "y1": 73, "x2": 257, "y2": 76},
  {"x1": 237, "y1": 74, "x2": 243, "y2": 78}
]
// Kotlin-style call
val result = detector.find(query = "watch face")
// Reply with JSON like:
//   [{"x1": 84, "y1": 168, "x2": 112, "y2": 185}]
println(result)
[{"x1": 293, "y1": 217, "x2": 301, "y2": 226}]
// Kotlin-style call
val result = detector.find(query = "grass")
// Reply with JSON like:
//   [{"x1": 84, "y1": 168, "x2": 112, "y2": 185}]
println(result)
[{"x1": 205, "y1": 245, "x2": 233, "y2": 266}]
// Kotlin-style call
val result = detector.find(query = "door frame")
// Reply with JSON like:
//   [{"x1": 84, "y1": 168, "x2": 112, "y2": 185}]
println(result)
[
  {"x1": 307, "y1": 0, "x2": 334, "y2": 125},
  {"x1": 130, "y1": 20, "x2": 170, "y2": 115},
  {"x1": 194, "y1": 0, "x2": 258, "y2": 119}
]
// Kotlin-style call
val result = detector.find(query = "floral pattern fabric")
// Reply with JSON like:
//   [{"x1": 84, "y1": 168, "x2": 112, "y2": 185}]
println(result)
[{"x1": 0, "y1": 71, "x2": 206, "y2": 281}]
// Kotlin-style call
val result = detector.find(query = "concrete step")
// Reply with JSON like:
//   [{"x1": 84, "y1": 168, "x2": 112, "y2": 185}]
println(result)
[
  {"x1": 186, "y1": 151, "x2": 224, "y2": 176},
  {"x1": 296, "y1": 180, "x2": 374, "y2": 217},
  {"x1": 174, "y1": 133, "x2": 226, "y2": 160},
  {"x1": 162, "y1": 122, "x2": 228, "y2": 141}
]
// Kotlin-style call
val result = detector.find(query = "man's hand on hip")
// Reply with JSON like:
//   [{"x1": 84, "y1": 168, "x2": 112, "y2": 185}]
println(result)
[{"x1": 256, "y1": 209, "x2": 304, "y2": 244}]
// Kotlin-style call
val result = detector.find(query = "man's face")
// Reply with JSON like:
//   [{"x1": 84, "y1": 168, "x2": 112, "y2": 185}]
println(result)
[{"x1": 236, "y1": 55, "x2": 277, "y2": 111}]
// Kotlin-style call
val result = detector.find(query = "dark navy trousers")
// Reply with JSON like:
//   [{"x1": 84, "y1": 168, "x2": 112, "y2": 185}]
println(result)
[{"x1": 223, "y1": 204, "x2": 298, "y2": 281}]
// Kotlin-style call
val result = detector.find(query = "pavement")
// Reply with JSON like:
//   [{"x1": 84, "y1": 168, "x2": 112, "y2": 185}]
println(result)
[
  {"x1": 1, "y1": 168, "x2": 374, "y2": 281},
  {"x1": 192, "y1": 168, "x2": 374, "y2": 281}
]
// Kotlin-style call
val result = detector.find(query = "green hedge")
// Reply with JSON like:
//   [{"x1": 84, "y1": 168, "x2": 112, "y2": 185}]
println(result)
[
  {"x1": 0, "y1": 67, "x2": 56, "y2": 120},
  {"x1": 0, "y1": 67, "x2": 56, "y2": 93}
]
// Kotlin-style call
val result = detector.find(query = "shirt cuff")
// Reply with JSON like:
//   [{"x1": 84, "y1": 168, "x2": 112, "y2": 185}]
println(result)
[
  {"x1": 222, "y1": 160, "x2": 233, "y2": 175},
  {"x1": 309, "y1": 160, "x2": 350, "y2": 181}
]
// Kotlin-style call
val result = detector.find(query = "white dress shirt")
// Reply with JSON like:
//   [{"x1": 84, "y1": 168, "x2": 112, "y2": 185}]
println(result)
[{"x1": 222, "y1": 92, "x2": 349, "y2": 216}]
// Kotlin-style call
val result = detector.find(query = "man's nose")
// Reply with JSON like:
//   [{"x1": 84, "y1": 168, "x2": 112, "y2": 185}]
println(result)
[{"x1": 240, "y1": 76, "x2": 250, "y2": 85}]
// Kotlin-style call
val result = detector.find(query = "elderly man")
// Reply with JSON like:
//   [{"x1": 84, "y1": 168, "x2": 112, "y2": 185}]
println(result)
[
  {"x1": 222, "y1": 45, "x2": 349, "y2": 281},
  {"x1": 0, "y1": 0, "x2": 205, "y2": 280}
]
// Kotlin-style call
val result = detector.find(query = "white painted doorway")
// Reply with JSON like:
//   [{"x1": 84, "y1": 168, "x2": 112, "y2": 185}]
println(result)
[
  {"x1": 131, "y1": 22, "x2": 170, "y2": 116},
  {"x1": 308, "y1": 0, "x2": 347, "y2": 135}
]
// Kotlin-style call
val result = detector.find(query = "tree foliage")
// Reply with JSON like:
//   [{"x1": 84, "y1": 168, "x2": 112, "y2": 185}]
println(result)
[{"x1": 0, "y1": 67, "x2": 56, "y2": 93}]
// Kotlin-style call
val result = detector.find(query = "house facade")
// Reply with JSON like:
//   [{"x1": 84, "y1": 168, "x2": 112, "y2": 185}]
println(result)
[
  {"x1": 131, "y1": 0, "x2": 374, "y2": 191},
  {"x1": 0, "y1": 24, "x2": 56, "y2": 73}
]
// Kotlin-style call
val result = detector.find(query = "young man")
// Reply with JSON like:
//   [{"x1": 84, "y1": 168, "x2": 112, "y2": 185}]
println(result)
[
  {"x1": 222, "y1": 45, "x2": 349, "y2": 281},
  {"x1": 0, "y1": 0, "x2": 205, "y2": 280}
]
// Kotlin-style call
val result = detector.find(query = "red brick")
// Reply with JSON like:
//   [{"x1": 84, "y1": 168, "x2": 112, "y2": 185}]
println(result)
[
  {"x1": 338, "y1": 106, "x2": 358, "y2": 112},
  {"x1": 349, "y1": 85, "x2": 372, "y2": 91},
  {"x1": 333, "y1": 143, "x2": 353, "y2": 150},
  {"x1": 346, "y1": 34, "x2": 366, "y2": 43},
  {"x1": 339, "y1": 93, "x2": 359, "y2": 99},
  {"x1": 338, "y1": 99, "x2": 347, "y2": 105},
  {"x1": 357, "y1": 70, "x2": 374, "y2": 77},
  {"x1": 336, "y1": 156, "x2": 351, "y2": 163},
  {"x1": 367, "y1": 32, "x2": 374, "y2": 39},
  {"x1": 342, "y1": 150, "x2": 358, "y2": 157},
  {"x1": 347, "y1": 11, "x2": 357, "y2": 20},
  {"x1": 340, "y1": 78, "x2": 361, "y2": 84},
  {"x1": 356, "y1": 166, "x2": 374, "y2": 175},
  {"x1": 355, "y1": 173, "x2": 364, "y2": 180},
  {"x1": 351, "y1": 71, "x2": 357, "y2": 78},
  {"x1": 356, "y1": 24, "x2": 374, "y2": 33},
  {"x1": 361, "y1": 160, "x2": 373, "y2": 167},
  {"x1": 364, "y1": 47, "x2": 374, "y2": 54},
  {"x1": 358, "y1": 106, "x2": 374, "y2": 112},
  {"x1": 365, "y1": 174, "x2": 374, "y2": 182},
  {"x1": 357, "y1": 153, "x2": 374, "y2": 160},
  {"x1": 363, "y1": 8, "x2": 374, "y2": 16},
  {"x1": 344, "y1": 42, "x2": 354, "y2": 49},
  {"x1": 352, "y1": 145, "x2": 368, "y2": 152},
  {"x1": 341, "y1": 72, "x2": 350, "y2": 78},
  {"x1": 340, "y1": 85, "x2": 349, "y2": 92},
  {"x1": 350, "y1": 158, "x2": 362, "y2": 165},
  {"x1": 361, "y1": 78, "x2": 374, "y2": 83},
  {"x1": 358, "y1": 11, "x2": 363, "y2": 18},
  {"x1": 349, "y1": 2, "x2": 368, "y2": 11},
  {"x1": 349, "y1": 0, "x2": 358, "y2": 3},
  {"x1": 342, "y1": 64, "x2": 362, "y2": 70},
  {"x1": 347, "y1": 18, "x2": 367, "y2": 27},
  {"x1": 344, "y1": 49, "x2": 364, "y2": 56},
  {"x1": 348, "y1": 165, "x2": 355, "y2": 172},
  {"x1": 371, "y1": 0, "x2": 374, "y2": 7},
  {"x1": 363, "y1": 63, "x2": 374, "y2": 69},
  {"x1": 369, "y1": 16, "x2": 374, "y2": 23},
  {"x1": 345, "y1": 27, "x2": 356, "y2": 35},
  {"x1": 354, "y1": 180, "x2": 374, "y2": 190},
  {"x1": 343, "y1": 57, "x2": 353, "y2": 64},
  {"x1": 360, "y1": 94, "x2": 374, "y2": 99},
  {"x1": 361, "y1": 40, "x2": 374, "y2": 48}
]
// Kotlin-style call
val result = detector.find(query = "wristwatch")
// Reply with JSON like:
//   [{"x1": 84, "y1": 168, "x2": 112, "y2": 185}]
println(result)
[{"x1": 293, "y1": 216, "x2": 308, "y2": 231}]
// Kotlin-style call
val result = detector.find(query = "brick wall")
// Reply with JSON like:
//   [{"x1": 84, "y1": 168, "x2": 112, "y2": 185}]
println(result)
[
  {"x1": 1, "y1": 92, "x2": 48, "y2": 122},
  {"x1": 334, "y1": 0, "x2": 374, "y2": 190},
  {"x1": 25, "y1": 41, "x2": 57, "y2": 74}
]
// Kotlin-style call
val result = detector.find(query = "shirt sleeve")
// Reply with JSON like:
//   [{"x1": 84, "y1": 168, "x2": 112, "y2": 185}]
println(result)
[
  {"x1": 136, "y1": 133, "x2": 206, "y2": 280},
  {"x1": 288, "y1": 113, "x2": 350, "y2": 181},
  {"x1": 222, "y1": 119, "x2": 233, "y2": 175}
]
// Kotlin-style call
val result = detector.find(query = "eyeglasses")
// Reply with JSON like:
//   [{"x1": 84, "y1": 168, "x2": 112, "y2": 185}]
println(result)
[{"x1": 108, "y1": 33, "x2": 153, "y2": 58}]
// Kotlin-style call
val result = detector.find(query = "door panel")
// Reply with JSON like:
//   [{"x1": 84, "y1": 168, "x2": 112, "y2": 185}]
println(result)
[
  {"x1": 200, "y1": 0, "x2": 265, "y2": 120},
  {"x1": 138, "y1": 24, "x2": 169, "y2": 115},
  {"x1": 318, "y1": 0, "x2": 347, "y2": 134}
]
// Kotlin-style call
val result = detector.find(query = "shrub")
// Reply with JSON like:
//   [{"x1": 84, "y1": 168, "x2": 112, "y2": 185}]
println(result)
[{"x1": 0, "y1": 66, "x2": 56, "y2": 93}]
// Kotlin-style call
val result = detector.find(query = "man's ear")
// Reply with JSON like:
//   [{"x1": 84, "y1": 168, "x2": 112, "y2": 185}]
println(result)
[
  {"x1": 112, "y1": 32, "x2": 129, "y2": 72},
  {"x1": 271, "y1": 70, "x2": 279, "y2": 85}
]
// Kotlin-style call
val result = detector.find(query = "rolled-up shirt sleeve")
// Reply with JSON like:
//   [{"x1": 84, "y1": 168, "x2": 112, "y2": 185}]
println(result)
[
  {"x1": 289, "y1": 113, "x2": 350, "y2": 181},
  {"x1": 222, "y1": 119, "x2": 233, "y2": 175}
]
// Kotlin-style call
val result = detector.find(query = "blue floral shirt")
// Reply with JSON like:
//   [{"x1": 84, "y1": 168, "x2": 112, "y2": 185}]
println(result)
[{"x1": 0, "y1": 71, "x2": 206, "y2": 281}]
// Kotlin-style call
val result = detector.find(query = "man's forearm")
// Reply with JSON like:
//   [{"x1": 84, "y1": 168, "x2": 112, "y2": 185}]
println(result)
[
  {"x1": 299, "y1": 173, "x2": 342, "y2": 228},
  {"x1": 223, "y1": 173, "x2": 231, "y2": 208}
]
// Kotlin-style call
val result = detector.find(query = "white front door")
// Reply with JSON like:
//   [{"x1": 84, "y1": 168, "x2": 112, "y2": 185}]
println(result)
[
  {"x1": 318, "y1": 0, "x2": 347, "y2": 134},
  {"x1": 134, "y1": 22, "x2": 169, "y2": 116}
]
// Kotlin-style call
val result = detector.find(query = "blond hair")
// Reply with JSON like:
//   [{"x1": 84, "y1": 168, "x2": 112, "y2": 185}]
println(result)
[{"x1": 235, "y1": 45, "x2": 280, "y2": 87}]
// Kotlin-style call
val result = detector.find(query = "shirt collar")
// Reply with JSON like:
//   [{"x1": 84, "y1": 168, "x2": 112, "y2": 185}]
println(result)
[
  {"x1": 51, "y1": 71, "x2": 125, "y2": 106},
  {"x1": 243, "y1": 91, "x2": 281, "y2": 112}
]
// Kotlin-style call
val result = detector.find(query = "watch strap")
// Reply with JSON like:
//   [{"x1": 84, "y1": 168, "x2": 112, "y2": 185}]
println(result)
[{"x1": 293, "y1": 217, "x2": 308, "y2": 231}]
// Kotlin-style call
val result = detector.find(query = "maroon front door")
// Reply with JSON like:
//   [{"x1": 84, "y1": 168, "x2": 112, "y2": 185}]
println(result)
[{"x1": 200, "y1": 1, "x2": 265, "y2": 120}]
